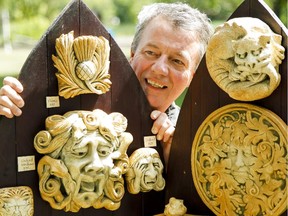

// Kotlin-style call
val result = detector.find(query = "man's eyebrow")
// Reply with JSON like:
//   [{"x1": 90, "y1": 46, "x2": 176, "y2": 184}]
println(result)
[
  {"x1": 175, "y1": 51, "x2": 190, "y2": 61},
  {"x1": 144, "y1": 43, "x2": 159, "y2": 49}
]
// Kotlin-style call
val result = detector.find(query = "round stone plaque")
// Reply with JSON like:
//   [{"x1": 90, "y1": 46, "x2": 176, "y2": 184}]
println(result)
[{"x1": 191, "y1": 103, "x2": 287, "y2": 216}]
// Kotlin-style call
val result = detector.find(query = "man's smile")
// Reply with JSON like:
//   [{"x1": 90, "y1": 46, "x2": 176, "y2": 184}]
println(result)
[{"x1": 146, "y1": 79, "x2": 167, "y2": 89}]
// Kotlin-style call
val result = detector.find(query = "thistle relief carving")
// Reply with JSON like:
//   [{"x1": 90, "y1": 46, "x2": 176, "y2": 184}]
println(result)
[
  {"x1": 52, "y1": 31, "x2": 111, "y2": 99},
  {"x1": 125, "y1": 147, "x2": 165, "y2": 194},
  {"x1": 191, "y1": 103, "x2": 287, "y2": 216},
  {"x1": 0, "y1": 186, "x2": 34, "y2": 216},
  {"x1": 34, "y1": 109, "x2": 133, "y2": 212},
  {"x1": 206, "y1": 17, "x2": 285, "y2": 101}
]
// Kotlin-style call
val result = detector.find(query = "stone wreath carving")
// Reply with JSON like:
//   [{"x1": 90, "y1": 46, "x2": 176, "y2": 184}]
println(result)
[
  {"x1": 125, "y1": 147, "x2": 165, "y2": 194},
  {"x1": 52, "y1": 31, "x2": 111, "y2": 99},
  {"x1": 0, "y1": 186, "x2": 34, "y2": 216},
  {"x1": 191, "y1": 103, "x2": 287, "y2": 216},
  {"x1": 206, "y1": 17, "x2": 285, "y2": 101},
  {"x1": 34, "y1": 109, "x2": 133, "y2": 212}
]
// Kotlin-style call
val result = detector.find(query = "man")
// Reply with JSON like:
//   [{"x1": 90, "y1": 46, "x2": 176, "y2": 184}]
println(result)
[{"x1": 0, "y1": 3, "x2": 214, "y2": 166}]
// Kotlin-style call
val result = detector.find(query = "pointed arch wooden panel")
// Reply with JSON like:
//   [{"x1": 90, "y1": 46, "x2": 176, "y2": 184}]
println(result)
[
  {"x1": 166, "y1": 0, "x2": 287, "y2": 215},
  {"x1": 0, "y1": 0, "x2": 165, "y2": 215}
]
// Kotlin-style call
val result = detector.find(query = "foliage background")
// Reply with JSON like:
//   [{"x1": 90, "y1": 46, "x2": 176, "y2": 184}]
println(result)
[
  {"x1": 0, "y1": 0, "x2": 286, "y2": 42},
  {"x1": 0, "y1": 0, "x2": 286, "y2": 105}
]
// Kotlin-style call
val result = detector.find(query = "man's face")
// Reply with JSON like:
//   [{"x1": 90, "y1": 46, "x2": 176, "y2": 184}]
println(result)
[{"x1": 130, "y1": 16, "x2": 200, "y2": 112}]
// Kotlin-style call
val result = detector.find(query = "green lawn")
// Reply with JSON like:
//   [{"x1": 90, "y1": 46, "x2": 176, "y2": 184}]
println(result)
[{"x1": 0, "y1": 47, "x2": 31, "y2": 87}]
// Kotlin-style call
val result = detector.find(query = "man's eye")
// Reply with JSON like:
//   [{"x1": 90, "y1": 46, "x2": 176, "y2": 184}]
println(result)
[
  {"x1": 145, "y1": 50, "x2": 157, "y2": 56},
  {"x1": 172, "y1": 59, "x2": 184, "y2": 66}
]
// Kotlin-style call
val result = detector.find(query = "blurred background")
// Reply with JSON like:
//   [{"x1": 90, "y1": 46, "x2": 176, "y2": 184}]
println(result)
[{"x1": 0, "y1": 0, "x2": 286, "y2": 103}]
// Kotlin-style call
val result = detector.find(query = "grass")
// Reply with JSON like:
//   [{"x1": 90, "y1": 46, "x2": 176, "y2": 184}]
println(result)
[{"x1": 0, "y1": 47, "x2": 31, "y2": 87}]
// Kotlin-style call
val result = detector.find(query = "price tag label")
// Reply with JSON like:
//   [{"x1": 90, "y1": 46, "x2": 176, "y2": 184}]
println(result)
[
  {"x1": 18, "y1": 155, "x2": 35, "y2": 172},
  {"x1": 144, "y1": 136, "x2": 157, "y2": 147},
  {"x1": 46, "y1": 96, "x2": 60, "y2": 108}
]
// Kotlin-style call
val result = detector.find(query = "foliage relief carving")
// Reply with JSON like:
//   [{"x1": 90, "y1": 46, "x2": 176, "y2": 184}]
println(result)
[
  {"x1": 192, "y1": 103, "x2": 287, "y2": 216},
  {"x1": 0, "y1": 186, "x2": 34, "y2": 216}
]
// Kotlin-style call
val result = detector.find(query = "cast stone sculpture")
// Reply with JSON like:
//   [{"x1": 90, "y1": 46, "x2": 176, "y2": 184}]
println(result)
[
  {"x1": 206, "y1": 17, "x2": 285, "y2": 101},
  {"x1": 0, "y1": 186, "x2": 34, "y2": 216},
  {"x1": 192, "y1": 103, "x2": 287, "y2": 216},
  {"x1": 52, "y1": 31, "x2": 111, "y2": 99},
  {"x1": 125, "y1": 147, "x2": 165, "y2": 194},
  {"x1": 34, "y1": 109, "x2": 133, "y2": 212},
  {"x1": 164, "y1": 197, "x2": 187, "y2": 216}
]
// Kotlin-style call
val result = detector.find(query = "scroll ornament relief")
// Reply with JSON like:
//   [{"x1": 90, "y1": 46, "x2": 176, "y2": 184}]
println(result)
[
  {"x1": 34, "y1": 109, "x2": 133, "y2": 212},
  {"x1": 191, "y1": 103, "x2": 287, "y2": 216},
  {"x1": 0, "y1": 186, "x2": 34, "y2": 216},
  {"x1": 206, "y1": 17, "x2": 285, "y2": 101},
  {"x1": 125, "y1": 147, "x2": 165, "y2": 194},
  {"x1": 52, "y1": 31, "x2": 111, "y2": 99}
]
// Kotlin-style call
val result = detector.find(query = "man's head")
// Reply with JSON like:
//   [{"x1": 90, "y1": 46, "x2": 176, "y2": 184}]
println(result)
[
  {"x1": 130, "y1": 3, "x2": 214, "y2": 112},
  {"x1": 131, "y1": 3, "x2": 213, "y2": 63}
]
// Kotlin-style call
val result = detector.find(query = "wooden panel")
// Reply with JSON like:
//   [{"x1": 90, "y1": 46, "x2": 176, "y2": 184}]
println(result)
[
  {"x1": 166, "y1": 0, "x2": 287, "y2": 215},
  {"x1": 0, "y1": 0, "x2": 164, "y2": 215}
]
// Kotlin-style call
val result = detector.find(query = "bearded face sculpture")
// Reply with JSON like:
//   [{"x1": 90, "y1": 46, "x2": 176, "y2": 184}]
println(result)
[
  {"x1": 206, "y1": 17, "x2": 285, "y2": 101},
  {"x1": 34, "y1": 109, "x2": 133, "y2": 212}
]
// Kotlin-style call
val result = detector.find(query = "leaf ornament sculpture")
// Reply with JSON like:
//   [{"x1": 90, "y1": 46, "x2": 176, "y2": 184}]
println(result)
[
  {"x1": 52, "y1": 31, "x2": 111, "y2": 99},
  {"x1": 191, "y1": 103, "x2": 287, "y2": 216}
]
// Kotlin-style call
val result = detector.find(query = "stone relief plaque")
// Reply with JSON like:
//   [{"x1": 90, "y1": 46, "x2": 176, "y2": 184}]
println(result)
[
  {"x1": 34, "y1": 109, "x2": 133, "y2": 212},
  {"x1": 0, "y1": 186, "x2": 34, "y2": 216},
  {"x1": 125, "y1": 147, "x2": 165, "y2": 194},
  {"x1": 191, "y1": 103, "x2": 287, "y2": 216},
  {"x1": 206, "y1": 17, "x2": 285, "y2": 101},
  {"x1": 52, "y1": 31, "x2": 111, "y2": 99}
]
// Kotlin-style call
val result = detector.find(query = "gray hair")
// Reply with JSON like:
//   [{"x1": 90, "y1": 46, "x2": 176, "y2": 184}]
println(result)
[{"x1": 131, "y1": 2, "x2": 214, "y2": 62}]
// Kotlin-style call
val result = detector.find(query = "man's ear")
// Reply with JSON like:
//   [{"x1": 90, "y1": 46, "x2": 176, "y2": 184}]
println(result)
[{"x1": 129, "y1": 49, "x2": 135, "y2": 62}]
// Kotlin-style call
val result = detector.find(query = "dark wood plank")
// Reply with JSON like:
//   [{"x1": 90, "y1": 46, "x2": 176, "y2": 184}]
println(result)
[
  {"x1": 166, "y1": 0, "x2": 287, "y2": 215},
  {"x1": 0, "y1": 0, "x2": 161, "y2": 215},
  {"x1": 0, "y1": 117, "x2": 16, "y2": 187}
]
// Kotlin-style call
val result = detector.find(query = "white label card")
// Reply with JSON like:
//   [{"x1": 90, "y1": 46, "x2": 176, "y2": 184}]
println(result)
[
  {"x1": 144, "y1": 136, "x2": 157, "y2": 147},
  {"x1": 17, "y1": 155, "x2": 36, "y2": 172},
  {"x1": 46, "y1": 96, "x2": 60, "y2": 108}
]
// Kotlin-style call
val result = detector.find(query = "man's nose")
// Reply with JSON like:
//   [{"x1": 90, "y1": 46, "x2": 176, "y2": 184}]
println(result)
[{"x1": 151, "y1": 56, "x2": 169, "y2": 75}]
